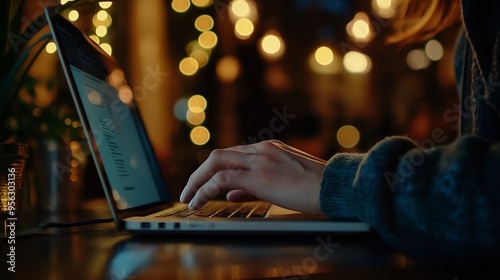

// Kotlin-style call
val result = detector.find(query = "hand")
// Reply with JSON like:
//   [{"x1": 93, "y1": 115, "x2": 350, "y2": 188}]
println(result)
[{"x1": 180, "y1": 140, "x2": 327, "y2": 214}]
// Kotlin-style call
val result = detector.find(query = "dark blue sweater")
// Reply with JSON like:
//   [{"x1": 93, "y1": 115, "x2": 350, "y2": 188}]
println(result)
[{"x1": 320, "y1": 0, "x2": 500, "y2": 262}]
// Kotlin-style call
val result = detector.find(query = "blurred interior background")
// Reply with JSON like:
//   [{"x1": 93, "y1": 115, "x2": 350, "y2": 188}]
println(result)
[{"x1": 5, "y1": 0, "x2": 462, "y2": 205}]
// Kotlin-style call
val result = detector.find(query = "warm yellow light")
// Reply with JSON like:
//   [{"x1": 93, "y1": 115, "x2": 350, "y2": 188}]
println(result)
[
  {"x1": 195, "y1": 15, "x2": 214, "y2": 32},
  {"x1": 337, "y1": 125, "x2": 360, "y2": 148},
  {"x1": 89, "y1": 35, "x2": 100, "y2": 44},
  {"x1": 425, "y1": 39, "x2": 444, "y2": 61},
  {"x1": 343, "y1": 51, "x2": 371, "y2": 74},
  {"x1": 228, "y1": 0, "x2": 258, "y2": 24},
  {"x1": 352, "y1": 20, "x2": 370, "y2": 39},
  {"x1": 68, "y1": 10, "x2": 79, "y2": 21},
  {"x1": 234, "y1": 18, "x2": 254, "y2": 39},
  {"x1": 172, "y1": 0, "x2": 191, "y2": 13},
  {"x1": 93, "y1": 14, "x2": 112, "y2": 28},
  {"x1": 261, "y1": 35, "x2": 281, "y2": 54},
  {"x1": 108, "y1": 69, "x2": 125, "y2": 88},
  {"x1": 96, "y1": 10, "x2": 109, "y2": 21},
  {"x1": 308, "y1": 52, "x2": 341, "y2": 75},
  {"x1": 315, "y1": 46, "x2": 334, "y2": 66},
  {"x1": 61, "y1": 0, "x2": 72, "y2": 5},
  {"x1": 190, "y1": 49, "x2": 209, "y2": 67},
  {"x1": 100, "y1": 43, "x2": 112, "y2": 56},
  {"x1": 376, "y1": 0, "x2": 392, "y2": 9},
  {"x1": 407, "y1": 49, "x2": 430, "y2": 70},
  {"x1": 45, "y1": 42, "x2": 57, "y2": 54},
  {"x1": 216, "y1": 55, "x2": 241, "y2": 83},
  {"x1": 190, "y1": 126, "x2": 210, "y2": 145},
  {"x1": 259, "y1": 31, "x2": 285, "y2": 60},
  {"x1": 230, "y1": 0, "x2": 251, "y2": 18},
  {"x1": 372, "y1": 0, "x2": 396, "y2": 18},
  {"x1": 192, "y1": 0, "x2": 213, "y2": 8},
  {"x1": 186, "y1": 40, "x2": 200, "y2": 54},
  {"x1": 346, "y1": 12, "x2": 373, "y2": 43},
  {"x1": 96, "y1": 25, "x2": 108, "y2": 37},
  {"x1": 99, "y1": 1, "x2": 113, "y2": 9},
  {"x1": 118, "y1": 86, "x2": 134, "y2": 104},
  {"x1": 179, "y1": 57, "x2": 199, "y2": 76},
  {"x1": 198, "y1": 31, "x2": 218, "y2": 49},
  {"x1": 187, "y1": 110, "x2": 206, "y2": 126},
  {"x1": 188, "y1": 95, "x2": 207, "y2": 113},
  {"x1": 87, "y1": 91, "x2": 102, "y2": 105}
]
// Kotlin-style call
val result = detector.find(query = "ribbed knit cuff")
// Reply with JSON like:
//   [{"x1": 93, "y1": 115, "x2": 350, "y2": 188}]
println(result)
[{"x1": 320, "y1": 153, "x2": 365, "y2": 220}]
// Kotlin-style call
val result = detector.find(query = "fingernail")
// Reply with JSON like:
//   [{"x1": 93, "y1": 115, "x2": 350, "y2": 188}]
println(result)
[
  {"x1": 188, "y1": 200, "x2": 196, "y2": 209},
  {"x1": 179, "y1": 189, "x2": 186, "y2": 202}
]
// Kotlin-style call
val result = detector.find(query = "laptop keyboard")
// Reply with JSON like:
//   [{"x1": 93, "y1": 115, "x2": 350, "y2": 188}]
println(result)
[{"x1": 156, "y1": 201, "x2": 270, "y2": 219}]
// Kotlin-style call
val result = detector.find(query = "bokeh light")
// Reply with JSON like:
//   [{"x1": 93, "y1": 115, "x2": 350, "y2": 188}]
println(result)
[
  {"x1": 407, "y1": 49, "x2": 430, "y2": 70},
  {"x1": 188, "y1": 95, "x2": 207, "y2": 113},
  {"x1": 190, "y1": 49, "x2": 210, "y2": 68},
  {"x1": 191, "y1": 0, "x2": 213, "y2": 8},
  {"x1": 172, "y1": 0, "x2": 190, "y2": 13},
  {"x1": 118, "y1": 86, "x2": 133, "y2": 104},
  {"x1": 96, "y1": 10, "x2": 109, "y2": 21},
  {"x1": 309, "y1": 48, "x2": 341, "y2": 75},
  {"x1": 100, "y1": 43, "x2": 112, "y2": 56},
  {"x1": 372, "y1": 0, "x2": 396, "y2": 18},
  {"x1": 187, "y1": 110, "x2": 206, "y2": 126},
  {"x1": 89, "y1": 35, "x2": 100, "y2": 44},
  {"x1": 337, "y1": 125, "x2": 360, "y2": 148},
  {"x1": 190, "y1": 126, "x2": 210, "y2": 145},
  {"x1": 231, "y1": 0, "x2": 251, "y2": 18},
  {"x1": 68, "y1": 10, "x2": 79, "y2": 21},
  {"x1": 346, "y1": 12, "x2": 373, "y2": 43},
  {"x1": 315, "y1": 46, "x2": 334, "y2": 66},
  {"x1": 343, "y1": 51, "x2": 372, "y2": 74},
  {"x1": 259, "y1": 31, "x2": 285, "y2": 60},
  {"x1": 179, "y1": 57, "x2": 199, "y2": 76},
  {"x1": 45, "y1": 42, "x2": 57, "y2": 54},
  {"x1": 425, "y1": 39, "x2": 444, "y2": 61},
  {"x1": 234, "y1": 18, "x2": 254, "y2": 39},
  {"x1": 195, "y1": 15, "x2": 214, "y2": 32},
  {"x1": 96, "y1": 25, "x2": 108, "y2": 37},
  {"x1": 99, "y1": 1, "x2": 113, "y2": 9},
  {"x1": 216, "y1": 55, "x2": 242, "y2": 83},
  {"x1": 198, "y1": 31, "x2": 218, "y2": 49}
]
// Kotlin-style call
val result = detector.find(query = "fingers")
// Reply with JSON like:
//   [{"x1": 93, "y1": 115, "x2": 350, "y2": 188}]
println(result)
[
  {"x1": 226, "y1": 189, "x2": 257, "y2": 202},
  {"x1": 181, "y1": 141, "x2": 288, "y2": 204},
  {"x1": 180, "y1": 140, "x2": 327, "y2": 210},
  {"x1": 180, "y1": 149, "x2": 251, "y2": 203},
  {"x1": 188, "y1": 170, "x2": 260, "y2": 209}
]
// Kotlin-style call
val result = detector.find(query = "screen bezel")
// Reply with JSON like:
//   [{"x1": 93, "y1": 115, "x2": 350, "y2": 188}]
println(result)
[{"x1": 45, "y1": 7, "x2": 171, "y2": 225}]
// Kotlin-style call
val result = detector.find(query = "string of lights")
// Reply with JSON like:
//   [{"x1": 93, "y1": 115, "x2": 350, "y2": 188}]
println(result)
[{"x1": 45, "y1": 0, "x2": 447, "y2": 150}]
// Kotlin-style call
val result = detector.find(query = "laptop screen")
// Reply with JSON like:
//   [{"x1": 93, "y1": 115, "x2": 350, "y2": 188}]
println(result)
[{"x1": 46, "y1": 8, "x2": 169, "y2": 213}]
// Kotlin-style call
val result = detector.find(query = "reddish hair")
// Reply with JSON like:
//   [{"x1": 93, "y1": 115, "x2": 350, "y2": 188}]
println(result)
[{"x1": 387, "y1": 0, "x2": 462, "y2": 44}]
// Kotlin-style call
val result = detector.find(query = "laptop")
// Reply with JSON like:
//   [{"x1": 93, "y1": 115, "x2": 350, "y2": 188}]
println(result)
[{"x1": 45, "y1": 7, "x2": 370, "y2": 234}]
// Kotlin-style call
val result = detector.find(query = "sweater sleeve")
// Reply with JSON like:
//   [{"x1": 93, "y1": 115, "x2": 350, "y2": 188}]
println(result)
[
  {"x1": 320, "y1": 153, "x2": 365, "y2": 220},
  {"x1": 320, "y1": 135, "x2": 500, "y2": 262}
]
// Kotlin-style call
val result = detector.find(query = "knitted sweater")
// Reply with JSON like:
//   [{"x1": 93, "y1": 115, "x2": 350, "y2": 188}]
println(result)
[{"x1": 320, "y1": 0, "x2": 500, "y2": 262}]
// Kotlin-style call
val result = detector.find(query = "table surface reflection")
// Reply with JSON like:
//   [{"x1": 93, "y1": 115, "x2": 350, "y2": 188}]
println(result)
[{"x1": 2, "y1": 221, "x2": 494, "y2": 280}]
